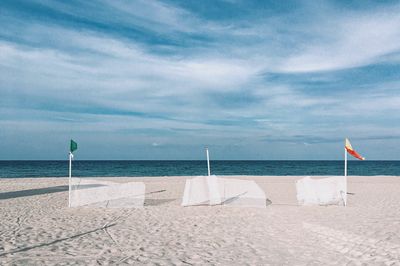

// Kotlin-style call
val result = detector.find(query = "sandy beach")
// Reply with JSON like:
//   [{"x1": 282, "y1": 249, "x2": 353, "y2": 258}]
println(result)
[{"x1": 1, "y1": 175, "x2": 400, "y2": 265}]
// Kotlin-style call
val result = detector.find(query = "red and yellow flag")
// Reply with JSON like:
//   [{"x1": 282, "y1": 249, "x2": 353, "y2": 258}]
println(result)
[{"x1": 345, "y1": 138, "x2": 365, "y2": 160}]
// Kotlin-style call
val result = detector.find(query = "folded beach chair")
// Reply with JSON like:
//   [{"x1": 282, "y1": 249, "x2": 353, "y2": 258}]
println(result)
[
  {"x1": 296, "y1": 176, "x2": 347, "y2": 206},
  {"x1": 181, "y1": 175, "x2": 266, "y2": 208}
]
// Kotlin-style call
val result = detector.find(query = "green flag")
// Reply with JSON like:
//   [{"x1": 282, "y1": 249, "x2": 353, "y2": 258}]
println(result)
[{"x1": 70, "y1": 139, "x2": 78, "y2": 153}]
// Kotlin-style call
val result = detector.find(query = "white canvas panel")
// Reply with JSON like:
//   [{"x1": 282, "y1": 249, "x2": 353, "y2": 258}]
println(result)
[
  {"x1": 218, "y1": 178, "x2": 266, "y2": 207},
  {"x1": 70, "y1": 178, "x2": 145, "y2": 208},
  {"x1": 206, "y1": 175, "x2": 222, "y2": 205},
  {"x1": 182, "y1": 176, "x2": 266, "y2": 208},
  {"x1": 181, "y1": 176, "x2": 221, "y2": 206},
  {"x1": 296, "y1": 176, "x2": 347, "y2": 206}
]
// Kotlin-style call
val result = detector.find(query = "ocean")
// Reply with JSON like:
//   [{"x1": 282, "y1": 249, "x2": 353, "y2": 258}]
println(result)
[{"x1": 0, "y1": 160, "x2": 399, "y2": 178}]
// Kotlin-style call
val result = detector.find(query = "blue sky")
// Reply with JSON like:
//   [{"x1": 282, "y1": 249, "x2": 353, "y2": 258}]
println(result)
[{"x1": 1, "y1": 0, "x2": 400, "y2": 160}]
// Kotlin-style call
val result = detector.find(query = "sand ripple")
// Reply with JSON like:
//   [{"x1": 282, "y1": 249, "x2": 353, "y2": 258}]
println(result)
[{"x1": 1, "y1": 176, "x2": 400, "y2": 265}]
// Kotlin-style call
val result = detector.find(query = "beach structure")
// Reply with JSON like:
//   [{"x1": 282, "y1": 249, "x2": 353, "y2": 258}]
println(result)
[
  {"x1": 182, "y1": 175, "x2": 267, "y2": 207},
  {"x1": 69, "y1": 178, "x2": 145, "y2": 208},
  {"x1": 296, "y1": 138, "x2": 365, "y2": 206},
  {"x1": 296, "y1": 176, "x2": 347, "y2": 206},
  {"x1": 67, "y1": 140, "x2": 145, "y2": 208},
  {"x1": 182, "y1": 148, "x2": 267, "y2": 207}
]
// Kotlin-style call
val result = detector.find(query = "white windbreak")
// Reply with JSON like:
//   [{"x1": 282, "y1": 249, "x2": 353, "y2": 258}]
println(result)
[
  {"x1": 69, "y1": 178, "x2": 145, "y2": 208},
  {"x1": 296, "y1": 176, "x2": 347, "y2": 206},
  {"x1": 182, "y1": 175, "x2": 266, "y2": 208}
]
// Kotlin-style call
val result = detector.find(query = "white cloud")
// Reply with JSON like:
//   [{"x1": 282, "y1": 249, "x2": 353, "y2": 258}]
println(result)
[
  {"x1": 277, "y1": 6, "x2": 400, "y2": 72},
  {"x1": 0, "y1": 25, "x2": 261, "y2": 123},
  {"x1": 2, "y1": 1, "x2": 400, "y2": 159}
]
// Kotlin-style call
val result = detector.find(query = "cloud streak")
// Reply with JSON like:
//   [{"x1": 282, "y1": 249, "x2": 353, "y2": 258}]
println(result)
[{"x1": 1, "y1": 0, "x2": 400, "y2": 159}]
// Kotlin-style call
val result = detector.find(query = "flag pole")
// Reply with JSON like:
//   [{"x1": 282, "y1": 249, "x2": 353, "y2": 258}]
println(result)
[
  {"x1": 344, "y1": 146, "x2": 347, "y2": 206},
  {"x1": 68, "y1": 139, "x2": 78, "y2": 208},
  {"x1": 69, "y1": 152, "x2": 72, "y2": 207},
  {"x1": 344, "y1": 146, "x2": 347, "y2": 177},
  {"x1": 206, "y1": 147, "x2": 211, "y2": 176}
]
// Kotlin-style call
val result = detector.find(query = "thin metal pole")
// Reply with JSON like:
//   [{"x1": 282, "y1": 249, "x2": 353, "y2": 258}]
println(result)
[
  {"x1": 206, "y1": 147, "x2": 211, "y2": 176},
  {"x1": 69, "y1": 152, "x2": 72, "y2": 207},
  {"x1": 344, "y1": 146, "x2": 348, "y2": 206},
  {"x1": 344, "y1": 147, "x2": 347, "y2": 177}
]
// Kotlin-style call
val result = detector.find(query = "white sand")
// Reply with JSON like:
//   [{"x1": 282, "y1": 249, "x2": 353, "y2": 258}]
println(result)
[{"x1": 1, "y1": 176, "x2": 400, "y2": 265}]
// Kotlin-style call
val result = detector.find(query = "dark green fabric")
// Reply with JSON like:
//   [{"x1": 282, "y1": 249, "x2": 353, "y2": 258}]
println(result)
[{"x1": 70, "y1": 139, "x2": 78, "y2": 153}]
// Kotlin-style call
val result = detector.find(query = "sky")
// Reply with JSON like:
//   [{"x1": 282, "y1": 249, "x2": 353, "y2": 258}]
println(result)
[{"x1": 1, "y1": 0, "x2": 400, "y2": 160}]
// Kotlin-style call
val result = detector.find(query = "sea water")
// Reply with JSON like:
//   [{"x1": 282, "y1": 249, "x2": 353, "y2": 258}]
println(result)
[{"x1": 0, "y1": 160, "x2": 399, "y2": 178}]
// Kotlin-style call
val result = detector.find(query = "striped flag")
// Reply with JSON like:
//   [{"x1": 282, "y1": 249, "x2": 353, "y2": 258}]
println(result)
[{"x1": 345, "y1": 138, "x2": 365, "y2": 160}]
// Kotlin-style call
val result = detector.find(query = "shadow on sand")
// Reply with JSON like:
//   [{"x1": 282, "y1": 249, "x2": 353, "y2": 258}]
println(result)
[
  {"x1": 0, "y1": 184, "x2": 104, "y2": 200},
  {"x1": 0, "y1": 223, "x2": 117, "y2": 257}
]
